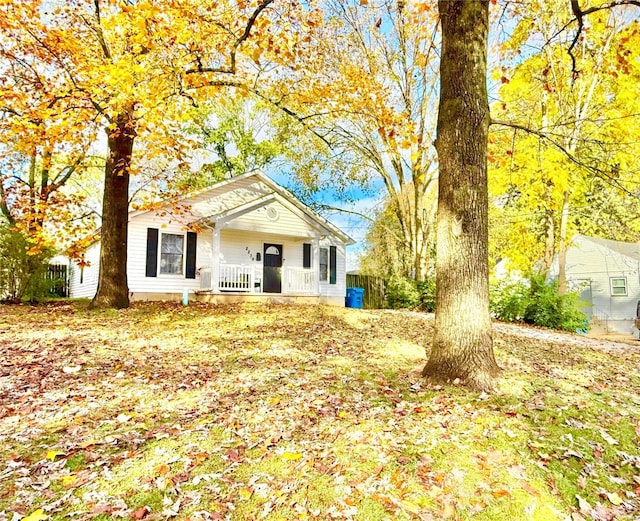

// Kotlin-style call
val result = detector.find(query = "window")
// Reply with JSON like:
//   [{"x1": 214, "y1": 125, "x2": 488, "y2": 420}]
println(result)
[
  {"x1": 160, "y1": 233, "x2": 184, "y2": 274},
  {"x1": 610, "y1": 277, "x2": 627, "y2": 296},
  {"x1": 319, "y1": 247, "x2": 328, "y2": 281}
]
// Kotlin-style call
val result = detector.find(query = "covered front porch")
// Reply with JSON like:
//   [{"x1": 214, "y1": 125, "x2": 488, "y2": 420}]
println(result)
[
  {"x1": 195, "y1": 227, "x2": 326, "y2": 297},
  {"x1": 198, "y1": 263, "x2": 317, "y2": 295}
]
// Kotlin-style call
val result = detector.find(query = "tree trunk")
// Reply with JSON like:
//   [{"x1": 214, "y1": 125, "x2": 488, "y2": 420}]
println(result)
[
  {"x1": 540, "y1": 207, "x2": 555, "y2": 276},
  {"x1": 422, "y1": 0, "x2": 499, "y2": 391},
  {"x1": 91, "y1": 108, "x2": 136, "y2": 309},
  {"x1": 557, "y1": 189, "x2": 570, "y2": 295}
]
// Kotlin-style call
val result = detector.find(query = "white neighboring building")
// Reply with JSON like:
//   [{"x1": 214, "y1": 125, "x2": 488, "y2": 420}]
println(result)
[
  {"x1": 69, "y1": 170, "x2": 355, "y2": 305},
  {"x1": 548, "y1": 234, "x2": 640, "y2": 333}
]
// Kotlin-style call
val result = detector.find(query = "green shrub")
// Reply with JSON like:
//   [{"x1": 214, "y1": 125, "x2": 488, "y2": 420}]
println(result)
[
  {"x1": 523, "y1": 275, "x2": 588, "y2": 332},
  {"x1": 386, "y1": 277, "x2": 420, "y2": 309},
  {"x1": 416, "y1": 279, "x2": 436, "y2": 312},
  {"x1": 490, "y1": 280, "x2": 530, "y2": 322},
  {"x1": 0, "y1": 224, "x2": 55, "y2": 303},
  {"x1": 386, "y1": 277, "x2": 436, "y2": 311},
  {"x1": 491, "y1": 274, "x2": 588, "y2": 332}
]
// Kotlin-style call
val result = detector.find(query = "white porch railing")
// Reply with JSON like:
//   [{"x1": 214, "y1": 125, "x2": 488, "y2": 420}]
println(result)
[
  {"x1": 199, "y1": 264, "x2": 315, "y2": 294},
  {"x1": 285, "y1": 267, "x2": 315, "y2": 294},
  {"x1": 219, "y1": 264, "x2": 257, "y2": 292}
]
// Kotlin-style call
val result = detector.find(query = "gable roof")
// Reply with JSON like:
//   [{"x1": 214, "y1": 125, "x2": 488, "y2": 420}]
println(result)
[
  {"x1": 132, "y1": 170, "x2": 355, "y2": 245},
  {"x1": 577, "y1": 234, "x2": 640, "y2": 262}
]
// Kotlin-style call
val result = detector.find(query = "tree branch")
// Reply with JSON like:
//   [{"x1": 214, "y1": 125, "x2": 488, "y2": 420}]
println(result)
[
  {"x1": 316, "y1": 203, "x2": 406, "y2": 244},
  {"x1": 185, "y1": 0, "x2": 274, "y2": 75},
  {"x1": 567, "y1": 0, "x2": 640, "y2": 78},
  {"x1": 80, "y1": 0, "x2": 112, "y2": 61},
  {"x1": 490, "y1": 118, "x2": 633, "y2": 194}
]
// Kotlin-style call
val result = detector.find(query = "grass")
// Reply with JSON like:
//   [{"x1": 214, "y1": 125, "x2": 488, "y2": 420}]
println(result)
[{"x1": 0, "y1": 301, "x2": 639, "y2": 520}]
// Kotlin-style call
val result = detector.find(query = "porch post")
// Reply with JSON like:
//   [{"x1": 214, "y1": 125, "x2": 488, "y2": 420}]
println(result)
[
  {"x1": 313, "y1": 235, "x2": 320, "y2": 295},
  {"x1": 212, "y1": 224, "x2": 221, "y2": 293}
]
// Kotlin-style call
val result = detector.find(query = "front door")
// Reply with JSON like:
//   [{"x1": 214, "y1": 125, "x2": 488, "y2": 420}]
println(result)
[{"x1": 263, "y1": 243, "x2": 283, "y2": 293}]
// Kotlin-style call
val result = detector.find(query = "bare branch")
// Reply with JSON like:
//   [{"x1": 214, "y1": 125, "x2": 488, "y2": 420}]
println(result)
[
  {"x1": 316, "y1": 203, "x2": 406, "y2": 244},
  {"x1": 567, "y1": 0, "x2": 640, "y2": 78},
  {"x1": 316, "y1": 204, "x2": 375, "y2": 224},
  {"x1": 185, "y1": 0, "x2": 274, "y2": 75}
]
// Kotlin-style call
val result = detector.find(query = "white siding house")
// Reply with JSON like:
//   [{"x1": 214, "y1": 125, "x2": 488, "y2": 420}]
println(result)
[
  {"x1": 67, "y1": 244, "x2": 100, "y2": 299},
  {"x1": 69, "y1": 170, "x2": 354, "y2": 305},
  {"x1": 549, "y1": 234, "x2": 640, "y2": 333}
]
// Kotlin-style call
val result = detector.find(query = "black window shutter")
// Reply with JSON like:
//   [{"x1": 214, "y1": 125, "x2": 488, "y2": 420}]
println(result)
[
  {"x1": 329, "y1": 246, "x2": 337, "y2": 285},
  {"x1": 185, "y1": 231, "x2": 197, "y2": 279},
  {"x1": 303, "y1": 243, "x2": 311, "y2": 269},
  {"x1": 146, "y1": 228, "x2": 159, "y2": 277}
]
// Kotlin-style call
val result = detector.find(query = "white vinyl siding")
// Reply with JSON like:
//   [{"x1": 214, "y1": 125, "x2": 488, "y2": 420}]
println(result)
[
  {"x1": 224, "y1": 200, "x2": 318, "y2": 237},
  {"x1": 126, "y1": 213, "x2": 210, "y2": 295},
  {"x1": 549, "y1": 235, "x2": 640, "y2": 328},
  {"x1": 68, "y1": 242, "x2": 100, "y2": 299}
]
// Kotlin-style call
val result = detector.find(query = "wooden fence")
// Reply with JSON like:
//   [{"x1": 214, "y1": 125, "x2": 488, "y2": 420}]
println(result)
[
  {"x1": 47, "y1": 264, "x2": 69, "y2": 298},
  {"x1": 346, "y1": 274, "x2": 385, "y2": 309}
]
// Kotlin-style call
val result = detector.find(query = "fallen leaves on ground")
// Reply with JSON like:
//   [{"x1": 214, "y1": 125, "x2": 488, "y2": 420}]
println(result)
[{"x1": 0, "y1": 302, "x2": 639, "y2": 520}]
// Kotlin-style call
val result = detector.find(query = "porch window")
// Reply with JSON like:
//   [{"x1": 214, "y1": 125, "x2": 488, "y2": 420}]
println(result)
[
  {"x1": 160, "y1": 233, "x2": 184, "y2": 275},
  {"x1": 319, "y1": 247, "x2": 328, "y2": 281},
  {"x1": 610, "y1": 277, "x2": 627, "y2": 296}
]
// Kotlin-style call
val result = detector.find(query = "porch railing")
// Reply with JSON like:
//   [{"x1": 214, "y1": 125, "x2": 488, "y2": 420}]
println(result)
[
  {"x1": 219, "y1": 264, "x2": 257, "y2": 292},
  {"x1": 285, "y1": 267, "x2": 315, "y2": 294},
  {"x1": 199, "y1": 264, "x2": 316, "y2": 294}
]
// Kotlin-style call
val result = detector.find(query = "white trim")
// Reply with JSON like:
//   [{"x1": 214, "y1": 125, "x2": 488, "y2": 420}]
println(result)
[
  {"x1": 212, "y1": 227, "x2": 221, "y2": 292},
  {"x1": 128, "y1": 171, "x2": 260, "y2": 219},
  {"x1": 609, "y1": 276, "x2": 628, "y2": 296}
]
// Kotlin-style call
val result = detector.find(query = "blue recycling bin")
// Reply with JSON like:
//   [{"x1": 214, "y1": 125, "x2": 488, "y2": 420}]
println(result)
[{"x1": 345, "y1": 287, "x2": 365, "y2": 309}]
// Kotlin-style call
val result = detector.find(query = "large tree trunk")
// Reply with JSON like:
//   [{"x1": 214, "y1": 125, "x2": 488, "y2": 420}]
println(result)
[
  {"x1": 91, "y1": 108, "x2": 136, "y2": 309},
  {"x1": 422, "y1": 0, "x2": 499, "y2": 391}
]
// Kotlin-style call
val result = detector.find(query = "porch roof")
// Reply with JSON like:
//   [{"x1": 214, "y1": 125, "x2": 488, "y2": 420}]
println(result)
[{"x1": 132, "y1": 170, "x2": 355, "y2": 245}]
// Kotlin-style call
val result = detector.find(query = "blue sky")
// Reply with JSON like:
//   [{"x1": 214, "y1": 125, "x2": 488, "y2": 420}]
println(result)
[{"x1": 267, "y1": 169, "x2": 382, "y2": 272}]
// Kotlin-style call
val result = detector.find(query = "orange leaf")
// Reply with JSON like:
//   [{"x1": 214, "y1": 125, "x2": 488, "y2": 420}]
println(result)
[
  {"x1": 156, "y1": 464, "x2": 170, "y2": 475},
  {"x1": 521, "y1": 482, "x2": 540, "y2": 497},
  {"x1": 132, "y1": 507, "x2": 150, "y2": 520}
]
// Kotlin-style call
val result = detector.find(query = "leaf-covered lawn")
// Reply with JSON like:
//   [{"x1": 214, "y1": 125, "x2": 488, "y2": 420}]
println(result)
[{"x1": 1, "y1": 302, "x2": 639, "y2": 521}]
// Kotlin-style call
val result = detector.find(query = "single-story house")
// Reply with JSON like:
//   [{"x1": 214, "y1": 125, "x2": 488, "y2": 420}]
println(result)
[
  {"x1": 69, "y1": 170, "x2": 355, "y2": 305},
  {"x1": 548, "y1": 234, "x2": 640, "y2": 333}
]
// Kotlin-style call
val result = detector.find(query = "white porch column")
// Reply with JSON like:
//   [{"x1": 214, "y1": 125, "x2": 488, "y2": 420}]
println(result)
[
  {"x1": 313, "y1": 235, "x2": 321, "y2": 295},
  {"x1": 212, "y1": 225, "x2": 221, "y2": 292}
]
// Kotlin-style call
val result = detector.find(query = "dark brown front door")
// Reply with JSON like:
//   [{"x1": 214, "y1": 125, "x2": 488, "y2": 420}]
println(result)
[{"x1": 263, "y1": 243, "x2": 283, "y2": 293}]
